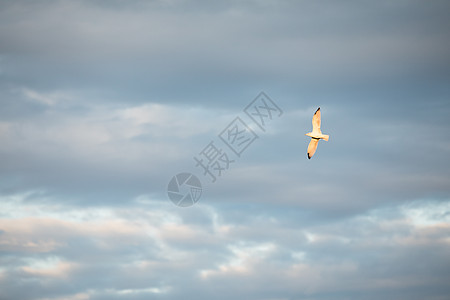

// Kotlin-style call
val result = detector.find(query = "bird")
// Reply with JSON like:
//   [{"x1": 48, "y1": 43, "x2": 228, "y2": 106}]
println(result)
[{"x1": 305, "y1": 107, "x2": 329, "y2": 159}]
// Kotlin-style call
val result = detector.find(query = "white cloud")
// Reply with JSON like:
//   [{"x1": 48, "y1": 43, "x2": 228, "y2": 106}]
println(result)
[
  {"x1": 401, "y1": 200, "x2": 450, "y2": 227},
  {"x1": 22, "y1": 88, "x2": 70, "y2": 106},
  {"x1": 2, "y1": 194, "x2": 449, "y2": 299},
  {"x1": 117, "y1": 103, "x2": 230, "y2": 138}
]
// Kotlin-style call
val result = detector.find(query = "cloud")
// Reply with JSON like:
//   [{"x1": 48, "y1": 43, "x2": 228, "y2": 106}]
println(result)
[
  {"x1": 1, "y1": 0, "x2": 449, "y2": 104},
  {"x1": 1, "y1": 1, "x2": 450, "y2": 300},
  {"x1": 0, "y1": 90, "x2": 239, "y2": 204},
  {"x1": 3, "y1": 197, "x2": 449, "y2": 300}
]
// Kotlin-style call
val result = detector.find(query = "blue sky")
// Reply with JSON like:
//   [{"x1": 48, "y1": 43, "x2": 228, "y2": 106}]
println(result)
[{"x1": 1, "y1": 1, "x2": 450, "y2": 299}]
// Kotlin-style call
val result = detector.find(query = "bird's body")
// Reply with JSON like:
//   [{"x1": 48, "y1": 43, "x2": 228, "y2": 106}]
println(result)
[{"x1": 305, "y1": 107, "x2": 329, "y2": 159}]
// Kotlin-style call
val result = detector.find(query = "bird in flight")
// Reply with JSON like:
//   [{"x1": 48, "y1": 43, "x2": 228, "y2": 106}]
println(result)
[{"x1": 305, "y1": 107, "x2": 329, "y2": 159}]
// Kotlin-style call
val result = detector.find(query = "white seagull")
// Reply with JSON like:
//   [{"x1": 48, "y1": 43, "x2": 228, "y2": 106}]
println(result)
[{"x1": 305, "y1": 107, "x2": 329, "y2": 159}]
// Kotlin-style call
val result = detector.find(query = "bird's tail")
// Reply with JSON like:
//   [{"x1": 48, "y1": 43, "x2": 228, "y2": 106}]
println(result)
[{"x1": 322, "y1": 135, "x2": 329, "y2": 141}]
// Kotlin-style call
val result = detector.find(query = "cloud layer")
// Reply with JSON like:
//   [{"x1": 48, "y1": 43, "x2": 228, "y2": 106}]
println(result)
[{"x1": 1, "y1": 1, "x2": 450, "y2": 299}]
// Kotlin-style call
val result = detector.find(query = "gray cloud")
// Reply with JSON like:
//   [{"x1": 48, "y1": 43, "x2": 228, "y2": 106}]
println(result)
[
  {"x1": 1, "y1": 1, "x2": 450, "y2": 300},
  {"x1": 1, "y1": 200, "x2": 449, "y2": 300},
  {"x1": 1, "y1": 0, "x2": 449, "y2": 105}
]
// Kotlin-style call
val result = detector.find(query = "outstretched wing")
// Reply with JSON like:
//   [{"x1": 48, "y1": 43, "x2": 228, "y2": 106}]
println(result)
[
  {"x1": 312, "y1": 107, "x2": 321, "y2": 133},
  {"x1": 307, "y1": 138, "x2": 319, "y2": 159}
]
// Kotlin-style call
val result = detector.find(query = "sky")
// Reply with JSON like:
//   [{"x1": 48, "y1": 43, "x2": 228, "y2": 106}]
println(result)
[{"x1": 1, "y1": 0, "x2": 450, "y2": 299}]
